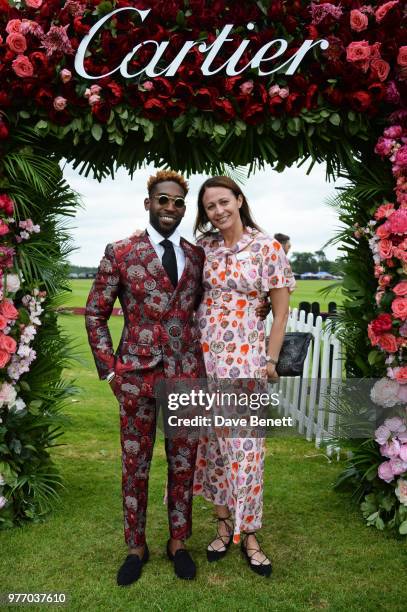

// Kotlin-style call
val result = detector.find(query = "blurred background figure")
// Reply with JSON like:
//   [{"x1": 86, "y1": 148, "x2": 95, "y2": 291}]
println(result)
[{"x1": 274, "y1": 233, "x2": 291, "y2": 255}]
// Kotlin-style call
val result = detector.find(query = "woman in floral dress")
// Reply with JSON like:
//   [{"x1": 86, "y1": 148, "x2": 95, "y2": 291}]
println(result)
[{"x1": 192, "y1": 176, "x2": 294, "y2": 576}]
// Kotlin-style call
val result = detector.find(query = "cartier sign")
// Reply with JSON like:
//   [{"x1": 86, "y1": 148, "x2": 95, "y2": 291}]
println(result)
[{"x1": 75, "y1": 7, "x2": 329, "y2": 80}]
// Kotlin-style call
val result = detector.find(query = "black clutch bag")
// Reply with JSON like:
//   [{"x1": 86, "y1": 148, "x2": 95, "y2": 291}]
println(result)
[{"x1": 275, "y1": 332, "x2": 313, "y2": 377}]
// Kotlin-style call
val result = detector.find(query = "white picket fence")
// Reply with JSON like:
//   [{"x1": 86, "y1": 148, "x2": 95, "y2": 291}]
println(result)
[{"x1": 266, "y1": 308, "x2": 343, "y2": 447}]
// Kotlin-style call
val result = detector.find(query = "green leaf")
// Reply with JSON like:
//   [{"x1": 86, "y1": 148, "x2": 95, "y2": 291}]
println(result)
[
  {"x1": 329, "y1": 113, "x2": 341, "y2": 127},
  {"x1": 399, "y1": 520, "x2": 407, "y2": 535},
  {"x1": 91, "y1": 124, "x2": 103, "y2": 142}
]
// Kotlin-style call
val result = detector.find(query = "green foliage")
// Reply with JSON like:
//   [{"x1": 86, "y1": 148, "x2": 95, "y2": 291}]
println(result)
[
  {"x1": 0, "y1": 130, "x2": 81, "y2": 528},
  {"x1": 324, "y1": 155, "x2": 394, "y2": 376},
  {"x1": 334, "y1": 441, "x2": 407, "y2": 534}
]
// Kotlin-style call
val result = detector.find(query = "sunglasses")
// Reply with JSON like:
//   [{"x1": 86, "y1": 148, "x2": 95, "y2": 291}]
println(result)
[{"x1": 153, "y1": 194, "x2": 186, "y2": 208}]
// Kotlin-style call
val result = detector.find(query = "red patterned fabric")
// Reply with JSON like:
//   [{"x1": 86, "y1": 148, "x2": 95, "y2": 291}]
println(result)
[{"x1": 85, "y1": 231, "x2": 206, "y2": 545}]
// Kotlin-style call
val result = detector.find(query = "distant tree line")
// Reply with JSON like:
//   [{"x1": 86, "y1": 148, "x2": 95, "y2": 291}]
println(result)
[{"x1": 289, "y1": 251, "x2": 345, "y2": 275}]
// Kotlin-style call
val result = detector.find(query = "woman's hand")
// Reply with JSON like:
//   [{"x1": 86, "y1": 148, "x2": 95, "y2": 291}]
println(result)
[
  {"x1": 266, "y1": 362, "x2": 280, "y2": 383},
  {"x1": 255, "y1": 298, "x2": 271, "y2": 320}
]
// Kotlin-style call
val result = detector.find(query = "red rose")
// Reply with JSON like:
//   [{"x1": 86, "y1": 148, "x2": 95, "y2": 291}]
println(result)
[
  {"x1": 371, "y1": 313, "x2": 393, "y2": 334},
  {"x1": 6, "y1": 33, "x2": 27, "y2": 54},
  {"x1": 174, "y1": 82, "x2": 194, "y2": 102},
  {"x1": 194, "y1": 88, "x2": 217, "y2": 111},
  {"x1": 349, "y1": 91, "x2": 372, "y2": 112},
  {"x1": 91, "y1": 102, "x2": 111, "y2": 124},
  {"x1": 377, "y1": 333, "x2": 398, "y2": 353},
  {"x1": 285, "y1": 93, "x2": 304, "y2": 115},
  {"x1": 241, "y1": 102, "x2": 265, "y2": 125},
  {"x1": 105, "y1": 81, "x2": 123, "y2": 105},
  {"x1": 305, "y1": 84, "x2": 319, "y2": 110},
  {"x1": 142, "y1": 98, "x2": 167, "y2": 120},
  {"x1": 0, "y1": 119, "x2": 9, "y2": 140},
  {"x1": 35, "y1": 88, "x2": 53, "y2": 109},
  {"x1": 214, "y1": 98, "x2": 236, "y2": 122},
  {"x1": 0, "y1": 194, "x2": 14, "y2": 215}
]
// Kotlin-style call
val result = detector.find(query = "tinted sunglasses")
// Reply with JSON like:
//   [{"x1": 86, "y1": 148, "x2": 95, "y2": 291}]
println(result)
[{"x1": 153, "y1": 194, "x2": 186, "y2": 208}]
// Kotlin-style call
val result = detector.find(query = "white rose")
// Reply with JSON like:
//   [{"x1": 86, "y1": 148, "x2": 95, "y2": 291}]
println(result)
[
  {"x1": 370, "y1": 378, "x2": 401, "y2": 408},
  {"x1": 395, "y1": 478, "x2": 407, "y2": 506},
  {"x1": 6, "y1": 273, "x2": 21, "y2": 293}
]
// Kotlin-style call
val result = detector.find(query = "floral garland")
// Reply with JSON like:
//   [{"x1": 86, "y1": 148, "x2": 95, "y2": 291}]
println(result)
[
  {"x1": 0, "y1": 1, "x2": 405, "y2": 148},
  {"x1": 0, "y1": 192, "x2": 46, "y2": 512}
]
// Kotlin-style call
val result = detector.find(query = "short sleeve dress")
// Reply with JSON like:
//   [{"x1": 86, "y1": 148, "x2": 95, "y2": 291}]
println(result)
[{"x1": 193, "y1": 227, "x2": 295, "y2": 542}]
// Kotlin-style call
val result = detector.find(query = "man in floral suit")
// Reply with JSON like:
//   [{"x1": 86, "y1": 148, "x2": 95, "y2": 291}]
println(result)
[{"x1": 85, "y1": 170, "x2": 205, "y2": 585}]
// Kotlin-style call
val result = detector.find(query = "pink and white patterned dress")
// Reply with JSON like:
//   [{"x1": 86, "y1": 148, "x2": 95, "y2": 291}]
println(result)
[{"x1": 193, "y1": 226, "x2": 295, "y2": 542}]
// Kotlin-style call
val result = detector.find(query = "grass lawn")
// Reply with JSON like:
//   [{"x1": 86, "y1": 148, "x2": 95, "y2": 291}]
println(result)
[
  {"x1": 64, "y1": 279, "x2": 343, "y2": 311},
  {"x1": 1, "y1": 313, "x2": 406, "y2": 612}
]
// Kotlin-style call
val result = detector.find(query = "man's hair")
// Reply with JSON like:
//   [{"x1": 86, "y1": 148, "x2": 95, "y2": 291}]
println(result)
[
  {"x1": 274, "y1": 232, "x2": 290, "y2": 245},
  {"x1": 147, "y1": 170, "x2": 189, "y2": 196}
]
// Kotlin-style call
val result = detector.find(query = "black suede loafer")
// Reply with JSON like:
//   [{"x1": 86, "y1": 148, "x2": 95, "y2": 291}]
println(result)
[
  {"x1": 166, "y1": 541, "x2": 196, "y2": 580},
  {"x1": 117, "y1": 544, "x2": 149, "y2": 586}
]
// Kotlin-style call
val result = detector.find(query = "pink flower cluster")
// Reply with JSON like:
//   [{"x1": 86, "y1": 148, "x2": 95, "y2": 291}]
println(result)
[
  {"x1": 346, "y1": 41, "x2": 390, "y2": 81},
  {"x1": 310, "y1": 2, "x2": 343, "y2": 25},
  {"x1": 16, "y1": 218, "x2": 40, "y2": 242},
  {"x1": 375, "y1": 417, "x2": 407, "y2": 492}
]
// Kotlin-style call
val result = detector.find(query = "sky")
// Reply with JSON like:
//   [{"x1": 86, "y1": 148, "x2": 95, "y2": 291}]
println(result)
[{"x1": 63, "y1": 162, "x2": 345, "y2": 267}]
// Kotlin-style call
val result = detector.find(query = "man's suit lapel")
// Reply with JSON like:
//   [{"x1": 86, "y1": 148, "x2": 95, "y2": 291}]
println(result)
[{"x1": 136, "y1": 231, "x2": 174, "y2": 293}]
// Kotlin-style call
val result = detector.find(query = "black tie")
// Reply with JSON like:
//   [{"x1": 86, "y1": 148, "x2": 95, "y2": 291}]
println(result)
[{"x1": 160, "y1": 239, "x2": 178, "y2": 287}]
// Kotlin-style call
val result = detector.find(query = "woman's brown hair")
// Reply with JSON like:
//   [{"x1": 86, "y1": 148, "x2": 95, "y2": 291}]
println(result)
[{"x1": 193, "y1": 176, "x2": 261, "y2": 237}]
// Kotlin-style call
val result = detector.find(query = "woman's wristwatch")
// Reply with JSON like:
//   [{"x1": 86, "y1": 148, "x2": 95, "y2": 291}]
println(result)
[{"x1": 265, "y1": 356, "x2": 278, "y2": 366}]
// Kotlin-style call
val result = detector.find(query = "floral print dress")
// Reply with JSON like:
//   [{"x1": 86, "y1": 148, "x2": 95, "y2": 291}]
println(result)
[{"x1": 193, "y1": 227, "x2": 295, "y2": 542}]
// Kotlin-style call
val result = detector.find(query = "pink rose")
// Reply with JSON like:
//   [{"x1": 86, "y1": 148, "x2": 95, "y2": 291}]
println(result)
[
  {"x1": 346, "y1": 41, "x2": 370, "y2": 63},
  {"x1": 53, "y1": 96, "x2": 67, "y2": 111},
  {"x1": 379, "y1": 239, "x2": 393, "y2": 260},
  {"x1": 26, "y1": 0, "x2": 43, "y2": 7},
  {"x1": 0, "y1": 300, "x2": 19, "y2": 321},
  {"x1": 90, "y1": 84, "x2": 101, "y2": 95},
  {"x1": 88, "y1": 94, "x2": 100, "y2": 106},
  {"x1": 143, "y1": 81, "x2": 154, "y2": 91},
  {"x1": 6, "y1": 33, "x2": 27, "y2": 54},
  {"x1": 279, "y1": 87, "x2": 289, "y2": 99},
  {"x1": 392, "y1": 297, "x2": 407, "y2": 320},
  {"x1": 381, "y1": 438, "x2": 401, "y2": 458},
  {"x1": 350, "y1": 9, "x2": 368, "y2": 32},
  {"x1": 378, "y1": 460, "x2": 394, "y2": 482},
  {"x1": 376, "y1": 224, "x2": 390, "y2": 238},
  {"x1": 12, "y1": 55, "x2": 34, "y2": 78},
  {"x1": 375, "y1": 203, "x2": 395, "y2": 219},
  {"x1": 370, "y1": 59, "x2": 390, "y2": 82},
  {"x1": 0, "y1": 316, "x2": 7, "y2": 330},
  {"x1": 400, "y1": 446, "x2": 407, "y2": 462},
  {"x1": 240, "y1": 80, "x2": 254, "y2": 95},
  {"x1": 6, "y1": 19, "x2": 22, "y2": 34},
  {"x1": 394, "y1": 366, "x2": 407, "y2": 384},
  {"x1": 393, "y1": 281, "x2": 407, "y2": 296},
  {"x1": 375, "y1": 424, "x2": 391, "y2": 445},
  {"x1": 60, "y1": 68, "x2": 72, "y2": 83},
  {"x1": 383, "y1": 126, "x2": 402, "y2": 139},
  {"x1": 389, "y1": 457, "x2": 407, "y2": 476},
  {"x1": 0, "y1": 349, "x2": 11, "y2": 368},
  {"x1": 375, "y1": 290, "x2": 384, "y2": 306},
  {"x1": 375, "y1": 1, "x2": 399, "y2": 23},
  {"x1": 0, "y1": 221, "x2": 9, "y2": 236},
  {"x1": 378, "y1": 274, "x2": 392, "y2": 287},
  {"x1": 0, "y1": 334, "x2": 17, "y2": 353},
  {"x1": 394, "y1": 146, "x2": 407, "y2": 170},
  {"x1": 375, "y1": 137, "x2": 394, "y2": 157},
  {"x1": 378, "y1": 333, "x2": 398, "y2": 353},
  {"x1": 397, "y1": 46, "x2": 407, "y2": 67},
  {"x1": 385, "y1": 416, "x2": 406, "y2": 433}
]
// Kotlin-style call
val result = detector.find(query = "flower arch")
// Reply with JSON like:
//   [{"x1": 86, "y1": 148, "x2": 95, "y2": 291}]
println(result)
[{"x1": 0, "y1": 1, "x2": 406, "y2": 532}]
